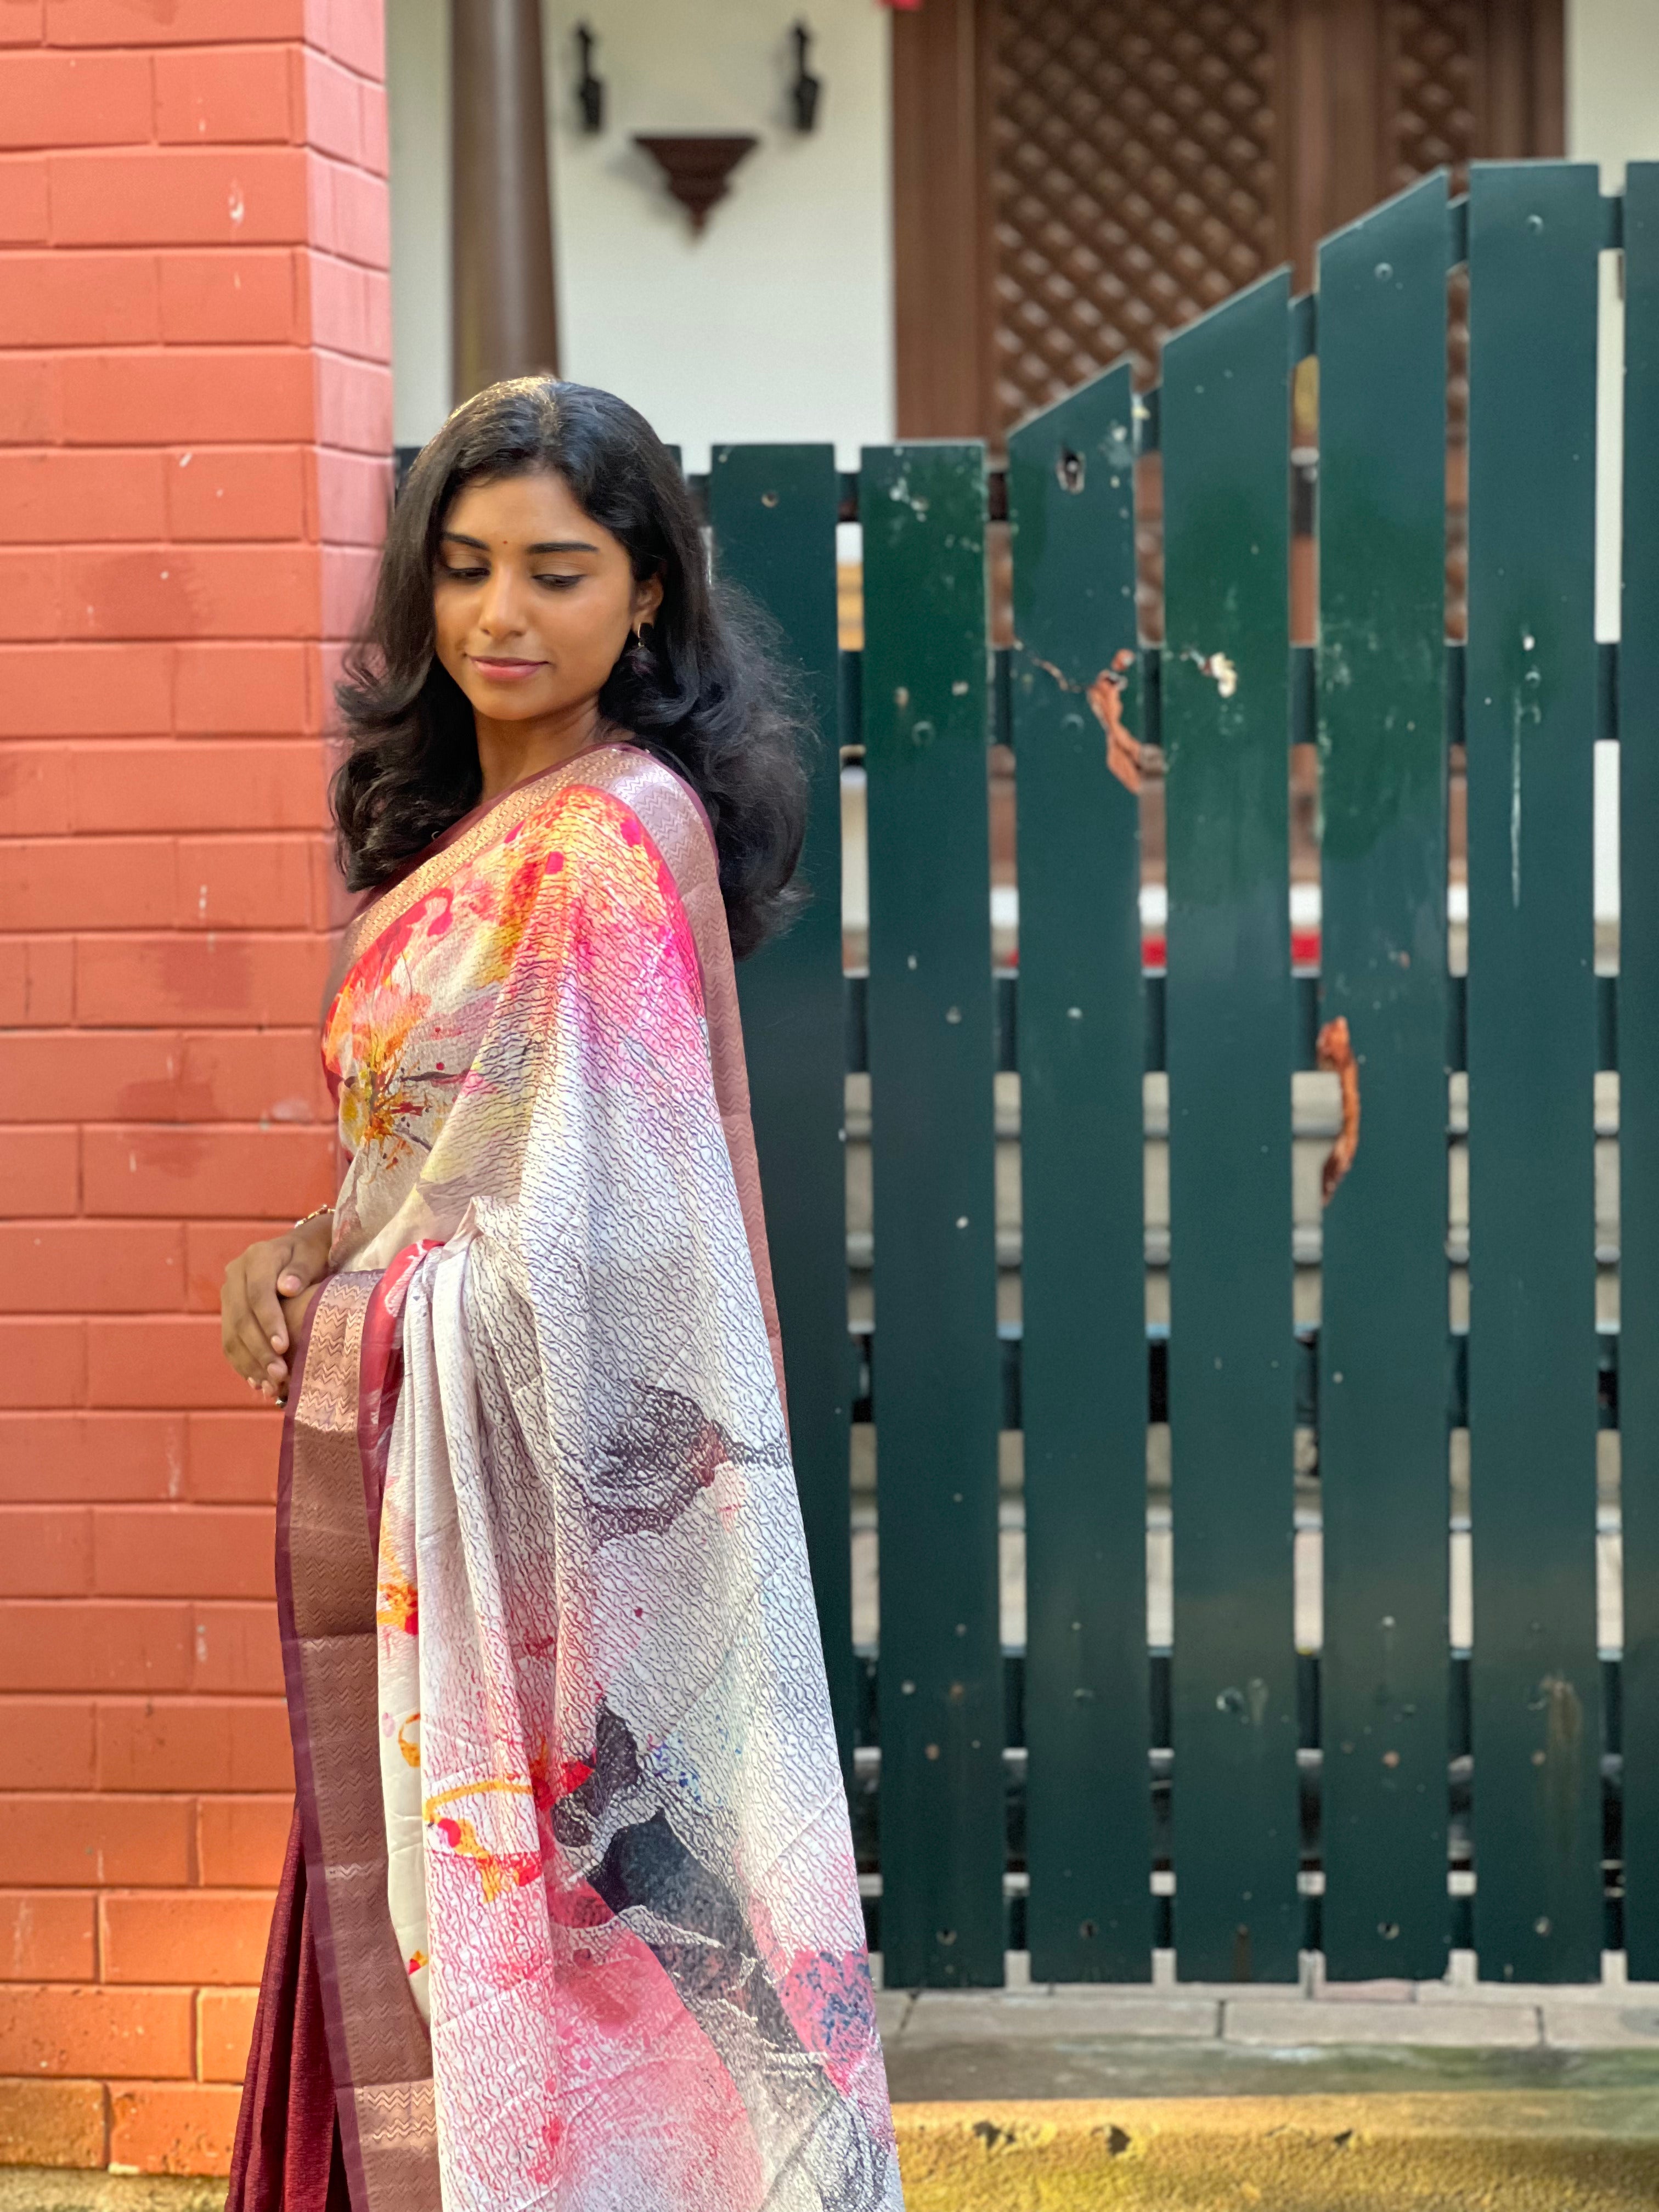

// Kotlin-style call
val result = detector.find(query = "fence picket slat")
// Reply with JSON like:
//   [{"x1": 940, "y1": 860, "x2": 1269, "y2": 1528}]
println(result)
[
  {"x1": 1466, "y1": 161, "x2": 1603, "y2": 1983},
  {"x1": 1316, "y1": 176, "x2": 1452, "y2": 1981},
  {"x1": 861, "y1": 443, "x2": 1005, "y2": 1986},
  {"x1": 1162, "y1": 272, "x2": 1302, "y2": 1983},
  {"x1": 1620, "y1": 161, "x2": 1659, "y2": 1977},
  {"x1": 1008, "y1": 365, "x2": 1150, "y2": 1981},
  {"x1": 709, "y1": 446, "x2": 856, "y2": 1774}
]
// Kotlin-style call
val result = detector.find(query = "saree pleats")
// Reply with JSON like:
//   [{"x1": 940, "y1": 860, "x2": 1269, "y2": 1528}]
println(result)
[{"x1": 244, "y1": 747, "x2": 901, "y2": 2211}]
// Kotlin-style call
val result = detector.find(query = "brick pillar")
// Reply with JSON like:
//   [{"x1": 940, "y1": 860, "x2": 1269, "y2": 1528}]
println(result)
[{"x1": 0, "y1": 0, "x2": 390, "y2": 2177}]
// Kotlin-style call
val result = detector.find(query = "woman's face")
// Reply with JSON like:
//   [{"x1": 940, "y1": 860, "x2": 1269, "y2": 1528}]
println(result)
[{"x1": 432, "y1": 469, "x2": 663, "y2": 727}]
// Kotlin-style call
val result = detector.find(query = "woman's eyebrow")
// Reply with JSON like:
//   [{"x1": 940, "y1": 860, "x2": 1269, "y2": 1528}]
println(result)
[{"x1": 439, "y1": 531, "x2": 601, "y2": 555}]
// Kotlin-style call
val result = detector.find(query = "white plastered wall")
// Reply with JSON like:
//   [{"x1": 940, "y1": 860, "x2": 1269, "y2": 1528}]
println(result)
[
  {"x1": 385, "y1": 0, "x2": 894, "y2": 467},
  {"x1": 387, "y1": 0, "x2": 452, "y2": 450},
  {"x1": 1568, "y1": 0, "x2": 1659, "y2": 188},
  {"x1": 1567, "y1": 0, "x2": 1659, "y2": 920}
]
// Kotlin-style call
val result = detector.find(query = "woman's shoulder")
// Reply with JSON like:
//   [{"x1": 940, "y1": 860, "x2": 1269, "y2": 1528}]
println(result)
[
  {"x1": 557, "y1": 742, "x2": 719, "y2": 894},
  {"x1": 338, "y1": 747, "x2": 699, "y2": 977}
]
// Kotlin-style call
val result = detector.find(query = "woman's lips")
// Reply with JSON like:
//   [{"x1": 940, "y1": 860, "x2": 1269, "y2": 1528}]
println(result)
[{"x1": 470, "y1": 655, "x2": 545, "y2": 681}]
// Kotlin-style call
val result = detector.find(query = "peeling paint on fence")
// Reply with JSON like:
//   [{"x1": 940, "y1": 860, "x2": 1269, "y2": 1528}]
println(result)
[
  {"x1": 1316, "y1": 1015, "x2": 1362, "y2": 1200},
  {"x1": 1087, "y1": 649, "x2": 1144, "y2": 793},
  {"x1": 1180, "y1": 646, "x2": 1240, "y2": 697}
]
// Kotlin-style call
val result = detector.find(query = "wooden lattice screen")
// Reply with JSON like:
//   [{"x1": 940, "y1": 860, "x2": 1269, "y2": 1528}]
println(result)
[
  {"x1": 988, "y1": 0, "x2": 1279, "y2": 425},
  {"x1": 894, "y1": 0, "x2": 1563, "y2": 445}
]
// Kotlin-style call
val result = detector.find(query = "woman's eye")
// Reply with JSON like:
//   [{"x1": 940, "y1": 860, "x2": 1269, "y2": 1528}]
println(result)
[
  {"x1": 534, "y1": 573, "x2": 583, "y2": 591},
  {"x1": 441, "y1": 565, "x2": 488, "y2": 583}
]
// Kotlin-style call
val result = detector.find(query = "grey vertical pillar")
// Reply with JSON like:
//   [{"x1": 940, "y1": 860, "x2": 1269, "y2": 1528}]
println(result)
[{"x1": 452, "y1": 0, "x2": 560, "y2": 403}]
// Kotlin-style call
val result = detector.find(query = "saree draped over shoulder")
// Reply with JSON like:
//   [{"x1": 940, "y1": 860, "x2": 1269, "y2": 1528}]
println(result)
[{"x1": 253, "y1": 746, "x2": 903, "y2": 2212}]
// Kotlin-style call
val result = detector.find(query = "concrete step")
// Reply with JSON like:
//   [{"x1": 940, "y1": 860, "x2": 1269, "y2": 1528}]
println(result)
[{"x1": 877, "y1": 1968, "x2": 1659, "y2": 2104}]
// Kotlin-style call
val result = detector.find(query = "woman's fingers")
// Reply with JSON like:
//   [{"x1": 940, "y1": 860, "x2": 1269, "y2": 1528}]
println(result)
[
  {"x1": 287, "y1": 1210, "x2": 334, "y2": 1287},
  {"x1": 220, "y1": 1256, "x2": 275, "y2": 1393},
  {"x1": 275, "y1": 1212, "x2": 334, "y2": 1301},
  {"x1": 219, "y1": 1255, "x2": 250, "y2": 1376},
  {"x1": 221, "y1": 1220, "x2": 332, "y2": 1401},
  {"x1": 245, "y1": 1238, "x2": 296, "y2": 1357},
  {"x1": 221, "y1": 1243, "x2": 292, "y2": 1398}
]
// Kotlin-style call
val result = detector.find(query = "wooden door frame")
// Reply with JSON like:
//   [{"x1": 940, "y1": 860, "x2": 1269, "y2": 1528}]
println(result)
[
  {"x1": 1475, "y1": 0, "x2": 1565, "y2": 160},
  {"x1": 891, "y1": 0, "x2": 995, "y2": 439}
]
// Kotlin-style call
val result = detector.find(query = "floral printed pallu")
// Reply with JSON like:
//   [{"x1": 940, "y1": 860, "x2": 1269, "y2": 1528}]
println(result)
[{"x1": 275, "y1": 745, "x2": 903, "y2": 2211}]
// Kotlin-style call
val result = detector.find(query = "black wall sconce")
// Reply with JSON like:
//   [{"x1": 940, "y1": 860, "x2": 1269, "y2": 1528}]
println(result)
[
  {"x1": 791, "y1": 21, "x2": 822, "y2": 133},
  {"x1": 574, "y1": 22, "x2": 604, "y2": 134}
]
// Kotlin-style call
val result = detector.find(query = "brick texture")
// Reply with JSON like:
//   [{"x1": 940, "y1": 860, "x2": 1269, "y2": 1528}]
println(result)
[
  {"x1": 195, "y1": 1986, "x2": 258, "y2": 2082},
  {"x1": 0, "y1": 2075, "x2": 108, "y2": 2167},
  {"x1": 0, "y1": 1891, "x2": 97, "y2": 1980},
  {"x1": 1, "y1": 0, "x2": 388, "y2": 2175},
  {"x1": 108, "y1": 2079, "x2": 241, "y2": 2177}
]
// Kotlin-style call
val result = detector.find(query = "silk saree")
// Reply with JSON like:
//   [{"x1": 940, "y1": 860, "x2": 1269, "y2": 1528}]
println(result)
[{"x1": 233, "y1": 744, "x2": 902, "y2": 2212}]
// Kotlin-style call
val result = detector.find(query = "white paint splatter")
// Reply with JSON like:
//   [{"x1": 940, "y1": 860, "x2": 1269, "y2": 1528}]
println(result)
[
  {"x1": 1182, "y1": 648, "x2": 1239, "y2": 699},
  {"x1": 1511, "y1": 699, "x2": 1524, "y2": 909}
]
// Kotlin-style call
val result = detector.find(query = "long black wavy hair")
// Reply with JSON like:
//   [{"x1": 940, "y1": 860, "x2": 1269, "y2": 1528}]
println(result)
[{"x1": 332, "y1": 377, "x2": 809, "y2": 958}]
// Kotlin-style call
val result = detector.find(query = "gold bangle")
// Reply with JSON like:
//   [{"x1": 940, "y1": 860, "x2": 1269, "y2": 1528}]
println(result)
[{"x1": 294, "y1": 1204, "x2": 335, "y2": 1233}]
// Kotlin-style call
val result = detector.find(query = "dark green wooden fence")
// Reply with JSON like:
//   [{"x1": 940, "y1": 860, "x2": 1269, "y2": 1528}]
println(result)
[{"x1": 716, "y1": 162, "x2": 1651, "y2": 1988}]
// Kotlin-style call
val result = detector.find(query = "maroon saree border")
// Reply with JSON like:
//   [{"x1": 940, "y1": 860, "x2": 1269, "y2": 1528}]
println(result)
[
  {"x1": 276, "y1": 1274, "x2": 440, "y2": 2212},
  {"x1": 274, "y1": 1286, "x2": 364, "y2": 2202}
]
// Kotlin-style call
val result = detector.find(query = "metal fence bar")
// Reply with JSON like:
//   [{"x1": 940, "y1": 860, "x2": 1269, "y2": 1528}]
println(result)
[
  {"x1": 1316, "y1": 173, "x2": 1453, "y2": 1980},
  {"x1": 1008, "y1": 363, "x2": 1152, "y2": 1980},
  {"x1": 861, "y1": 442, "x2": 1005, "y2": 1987},
  {"x1": 710, "y1": 445, "x2": 856, "y2": 1776},
  {"x1": 1621, "y1": 159, "x2": 1659, "y2": 1977},
  {"x1": 1162, "y1": 270, "x2": 1301, "y2": 1984},
  {"x1": 1465, "y1": 161, "x2": 1604, "y2": 1983}
]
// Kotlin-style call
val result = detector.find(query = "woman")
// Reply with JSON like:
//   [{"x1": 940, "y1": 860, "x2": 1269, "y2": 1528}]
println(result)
[{"x1": 219, "y1": 378, "x2": 903, "y2": 2212}]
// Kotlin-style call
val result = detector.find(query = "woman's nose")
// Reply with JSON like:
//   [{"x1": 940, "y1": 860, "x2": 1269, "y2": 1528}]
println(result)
[{"x1": 477, "y1": 572, "x2": 526, "y2": 636}]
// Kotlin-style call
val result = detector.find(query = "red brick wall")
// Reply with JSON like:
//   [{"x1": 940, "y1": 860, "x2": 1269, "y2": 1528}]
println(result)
[{"x1": 0, "y1": 0, "x2": 390, "y2": 2175}]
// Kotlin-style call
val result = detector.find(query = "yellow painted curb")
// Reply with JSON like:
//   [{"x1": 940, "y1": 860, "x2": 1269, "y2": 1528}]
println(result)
[
  {"x1": 892, "y1": 2091, "x2": 1659, "y2": 2210},
  {"x1": 8, "y1": 2096, "x2": 1659, "y2": 2211},
  {"x1": 0, "y1": 2175, "x2": 218, "y2": 2211}
]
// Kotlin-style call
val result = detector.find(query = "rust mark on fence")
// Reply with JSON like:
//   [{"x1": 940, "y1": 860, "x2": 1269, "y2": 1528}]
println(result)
[
  {"x1": 1087, "y1": 648, "x2": 1144, "y2": 793},
  {"x1": 1317, "y1": 1015, "x2": 1361, "y2": 1201}
]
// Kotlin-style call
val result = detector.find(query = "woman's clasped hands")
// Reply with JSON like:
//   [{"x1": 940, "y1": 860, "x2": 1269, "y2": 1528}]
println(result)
[{"x1": 219, "y1": 1207, "x2": 334, "y2": 1407}]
